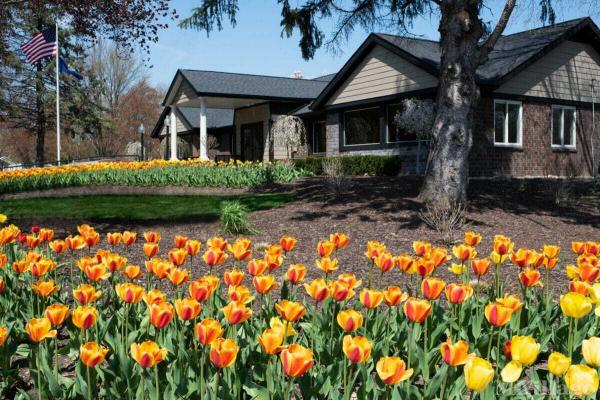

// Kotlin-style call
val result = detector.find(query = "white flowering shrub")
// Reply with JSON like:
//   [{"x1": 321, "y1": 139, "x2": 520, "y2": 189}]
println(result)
[
  {"x1": 272, "y1": 115, "x2": 307, "y2": 158},
  {"x1": 393, "y1": 98, "x2": 435, "y2": 140}
]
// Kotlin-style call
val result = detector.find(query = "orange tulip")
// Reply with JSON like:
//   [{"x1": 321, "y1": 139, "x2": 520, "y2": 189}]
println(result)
[
  {"x1": 445, "y1": 283, "x2": 474, "y2": 304},
  {"x1": 430, "y1": 247, "x2": 450, "y2": 267},
  {"x1": 49, "y1": 239, "x2": 67, "y2": 254},
  {"x1": 384, "y1": 286, "x2": 408, "y2": 307},
  {"x1": 0, "y1": 278, "x2": 4, "y2": 294},
  {"x1": 82, "y1": 230, "x2": 100, "y2": 248},
  {"x1": 107, "y1": 232, "x2": 123, "y2": 246},
  {"x1": 26, "y1": 318, "x2": 57, "y2": 342},
  {"x1": 586, "y1": 241, "x2": 600, "y2": 256},
  {"x1": 38, "y1": 228, "x2": 54, "y2": 242},
  {"x1": 569, "y1": 281, "x2": 589, "y2": 295},
  {"x1": 207, "y1": 236, "x2": 228, "y2": 251},
  {"x1": 175, "y1": 298, "x2": 202, "y2": 321},
  {"x1": 130, "y1": 341, "x2": 167, "y2": 368},
  {"x1": 203, "y1": 248, "x2": 228, "y2": 268},
  {"x1": 494, "y1": 235, "x2": 514, "y2": 256},
  {"x1": 343, "y1": 335, "x2": 372, "y2": 363},
  {"x1": 412, "y1": 241, "x2": 431, "y2": 257},
  {"x1": 403, "y1": 298, "x2": 432, "y2": 324},
  {"x1": 496, "y1": 295, "x2": 524, "y2": 313},
  {"x1": 395, "y1": 254, "x2": 415, "y2": 273},
  {"x1": 115, "y1": 283, "x2": 145, "y2": 304},
  {"x1": 304, "y1": 278, "x2": 330, "y2": 303},
  {"x1": 143, "y1": 243, "x2": 159, "y2": 258},
  {"x1": 471, "y1": 258, "x2": 491, "y2": 276},
  {"x1": 519, "y1": 268, "x2": 542, "y2": 287},
  {"x1": 280, "y1": 344, "x2": 314, "y2": 378},
  {"x1": 103, "y1": 254, "x2": 127, "y2": 273},
  {"x1": 80, "y1": 342, "x2": 109, "y2": 367},
  {"x1": 366, "y1": 241, "x2": 386, "y2": 259},
  {"x1": 72, "y1": 306, "x2": 98, "y2": 330},
  {"x1": 173, "y1": 234, "x2": 188, "y2": 248},
  {"x1": 265, "y1": 244, "x2": 283, "y2": 257},
  {"x1": 31, "y1": 259, "x2": 56, "y2": 278},
  {"x1": 73, "y1": 284, "x2": 102, "y2": 305},
  {"x1": 330, "y1": 280, "x2": 355, "y2": 302},
  {"x1": 228, "y1": 285, "x2": 254, "y2": 304},
  {"x1": 337, "y1": 309, "x2": 363, "y2": 332},
  {"x1": 316, "y1": 256, "x2": 338, "y2": 274},
  {"x1": 223, "y1": 301, "x2": 252, "y2": 324},
  {"x1": 253, "y1": 275, "x2": 277, "y2": 295},
  {"x1": 210, "y1": 338, "x2": 238, "y2": 368},
  {"x1": 0, "y1": 253, "x2": 6, "y2": 269},
  {"x1": 12, "y1": 259, "x2": 29, "y2": 274},
  {"x1": 32, "y1": 280, "x2": 59, "y2": 297},
  {"x1": 279, "y1": 235, "x2": 298, "y2": 253},
  {"x1": 143, "y1": 289, "x2": 167, "y2": 306},
  {"x1": 415, "y1": 258, "x2": 435, "y2": 277},
  {"x1": 258, "y1": 328, "x2": 285, "y2": 355},
  {"x1": 578, "y1": 264, "x2": 600, "y2": 283},
  {"x1": 189, "y1": 279, "x2": 214, "y2": 302},
  {"x1": 441, "y1": 338, "x2": 471, "y2": 366},
  {"x1": 484, "y1": 302, "x2": 513, "y2": 327},
  {"x1": 543, "y1": 244, "x2": 560, "y2": 259},
  {"x1": 376, "y1": 356, "x2": 413, "y2": 385},
  {"x1": 184, "y1": 239, "x2": 201, "y2": 258},
  {"x1": 122, "y1": 264, "x2": 143, "y2": 280},
  {"x1": 227, "y1": 238, "x2": 252, "y2": 261},
  {"x1": 84, "y1": 263, "x2": 111, "y2": 282},
  {"x1": 337, "y1": 273, "x2": 362, "y2": 289},
  {"x1": 264, "y1": 252, "x2": 284, "y2": 271},
  {"x1": 66, "y1": 235, "x2": 86, "y2": 252},
  {"x1": 421, "y1": 277, "x2": 446, "y2": 300},
  {"x1": 44, "y1": 304, "x2": 70, "y2": 326},
  {"x1": 465, "y1": 231, "x2": 482, "y2": 246},
  {"x1": 374, "y1": 252, "x2": 395, "y2": 273},
  {"x1": 168, "y1": 248, "x2": 188, "y2": 267},
  {"x1": 26, "y1": 234, "x2": 41, "y2": 249},
  {"x1": 122, "y1": 231, "x2": 137, "y2": 246},
  {"x1": 148, "y1": 302, "x2": 174, "y2": 329},
  {"x1": 144, "y1": 231, "x2": 161, "y2": 244},
  {"x1": 167, "y1": 267, "x2": 190, "y2": 286},
  {"x1": 247, "y1": 258, "x2": 268, "y2": 276},
  {"x1": 286, "y1": 264, "x2": 306, "y2": 284},
  {"x1": 330, "y1": 232, "x2": 350, "y2": 249},
  {"x1": 0, "y1": 326, "x2": 7, "y2": 347},
  {"x1": 275, "y1": 300, "x2": 305, "y2": 322},
  {"x1": 317, "y1": 240, "x2": 335, "y2": 257},
  {"x1": 224, "y1": 269, "x2": 245, "y2": 287},
  {"x1": 359, "y1": 288, "x2": 384, "y2": 309},
  {"x1": 195, "y1": 318, "x2": 223, "y2": 345},
  {"x1": 148, "y1": 259, "x2": 171, "y2": 280}
]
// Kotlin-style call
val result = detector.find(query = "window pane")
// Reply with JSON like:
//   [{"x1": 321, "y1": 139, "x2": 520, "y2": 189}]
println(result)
[
  {"x1": 494, "y1": 102, "x2": 506, "y2": 143},
  {"x1": 552, "y1": 108, "x2": 562, "y2": 146},
  {"x1": 507, "y1": 103, "x2": 520, "y2": 144},
  {"x1": 313, "y1": 122, "x2": 327, "y2": 153},
  {"x1": 563, "y1": 109, "x2": 575, "y2": 146},
  {"x1": 387, "y1": 103, "x2": 416, "y2": 142},
  {"x1": 345, "y1": 108, "x2": 380, "y2": 145}
]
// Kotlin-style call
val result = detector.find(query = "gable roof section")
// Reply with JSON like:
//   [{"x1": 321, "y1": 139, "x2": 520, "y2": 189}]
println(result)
[
  {"x1": 150, "y1": 106, "x2": 234, "y2": 138},
  {"x1": 312, "y1": 17, "x2": 600, "y2": 109}
]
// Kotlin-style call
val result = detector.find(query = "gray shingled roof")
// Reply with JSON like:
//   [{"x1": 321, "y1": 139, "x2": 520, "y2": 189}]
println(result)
[
  {"x1": 178, "y1": 107, "x2": 233, "y2": 129},
  {"x1": 180, "y1": 69, "x2": 329, "y2": 100},
  {"x1": 376, "y1": 18, "x2": 588, "y2": 84}
]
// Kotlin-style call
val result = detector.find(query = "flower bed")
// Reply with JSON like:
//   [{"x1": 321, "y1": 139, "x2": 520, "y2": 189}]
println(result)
[
  {"x1": 0, "y1": 222, "x2": 598, "y2": 399},
  {"x1": 0, "y1": 159, "x2": 308, "y2": 194}
]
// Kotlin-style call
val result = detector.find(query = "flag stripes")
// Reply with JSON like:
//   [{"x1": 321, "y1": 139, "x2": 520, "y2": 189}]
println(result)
[{"x1": 20, "y1": 28, "x2": 57, "y2": 65}]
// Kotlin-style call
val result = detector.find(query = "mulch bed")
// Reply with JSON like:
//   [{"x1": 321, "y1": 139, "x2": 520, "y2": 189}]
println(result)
[{"x1": 7, "y1": 176, "x2": 600, "y2": 297}]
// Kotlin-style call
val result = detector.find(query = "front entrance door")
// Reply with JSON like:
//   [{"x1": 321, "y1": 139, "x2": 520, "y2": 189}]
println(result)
[{"x1": 241, "y1": 122, "x2": 264, "y2": 162}]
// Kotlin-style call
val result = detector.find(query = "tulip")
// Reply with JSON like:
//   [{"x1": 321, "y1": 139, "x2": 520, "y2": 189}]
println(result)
[
  {"x1": 228, "y1": 285, "x2": 254, "y2": 304},
  {"x1": 464, "y1": 357, "x2": 494, "y2": 393},
  {"x1": 224, "y1": 269, "x2": 245, "y2": 287},
  {"x1": 415, "y1": 258, "x2": 435, "y2": 277},
  {"x1": 395, "y1": 254, "x2": 415, "y2": 273},
  {"x1": 337, "y1": 309, "x2": 363, "y2": 332},
  {"x1": 189, "y1": 279, "x2": 214, "y2": 302},
  {"x1": 26, "y1": 318, "x2": 57, "y2": 342},
  {"x1": 343, "y1": 335, "x2": 372, "y2": 363},
  {"x1": 203, "y1": 248, "x2": 228, "y2": 269},
  {"x1": 471, "y1": 258, "x2": 491, "y2": 276},
  {"x1": 582, "y1": 337, "x2": 600, "y2": 367},
  {"x1": 445, "y1": 283, "x2": 474, "y2": 304},
  {"x1": 253, "y1": 274, "x2": 277, "y2": 295},
  {"x1": 279, "y1": 235, "x2": 298, "y2": 253},
  {"x1": 275, "y1": 300, "x2": 305, "y2": 322},
  {"x1": 32, "y1": 280, "x2": 59, "y2": 297},
  {"x1": 265, "y1": 244, "x2": 283, "y2": 257},
  {"x1": 519, "y1": 268, "x2": 542, "y2": 287},
  {"x1": 304, "y1": 278, "x2": 330, "y2": 303},
  {"x1": 403, "y1": 297, "x2": 432, "y2": 324},
  {"x1": 453, "y1": 244, "x2": 477, "y2": 262},
  {"x1": 412, "y1": 241, "x2": 431, "y2": 257},
  {"x1": 72, "y1": 306, "x2": 98, "y2": 330},
  {"x1": 44, "y1": 304, "x2": 70, "y2": 326},
  {"x1": 570, "y1": 281, "x2": 590, "y2": 295},
  {"x1": 270, "y1": 317, "x2": 296, "y2": 337},
  {"x1": 227, "y1": 238, "x2": 252, "y2": 261},
  {"x1": 258, "y1": 328, "x2": 284, "y2": 355},
  {"x1": 115, "y1": 283, "x2": 145, "y2": 304},
  {"x1": 167, "y1": 267, "x2": 190, "y2": 286},
  {"x1": 168, "y1": 248, "x2": 188, "y2": 267},
  {"x1": 49, "y1": 239, "x2": 67, "y2": 254},
  {"x1": 572, "y1": 241, "x2": 586, "y2": 255},
  {"x1": 448, "y1": 262, "x2": 466, "y2": 275},
  {"x1": 565, "y1": 364, "x2": 599, "y2": 398},
  {"x1": 73, "y1": 284, "x2": 102, "y2": 305},
  {"x1": 207, "y1": 236, "x2": 228, "y2": 251},
  {"x1": 195, "y1": 318, "x2": 223, "y2": 345},
  {"x1": 122, "y1": 264, "x2": 143, "y2": 280},
  {"x1": 143, "y1": 243, "x2": 159, "y2": 258},
  {"x1": 210, "y1": 338, "x2": 238, "y2": 368},
  {"x1": 441, "y1": 338, "x2": 471, "y2": 366},
  {"x1": 130, "y1": 341, "x2": 167, "y2": 368},
  {"x1": 247, "y1": 258, "x2": 268, "y2": 276},
  {"x1": 185, "y1": 239, "x2": 202, "y2": 258},
  {"x1": 560, "y1": 292, "x2": 593, "y2": 319},
  {"x1": 0, "y1": 326, "x2": 7, "y2": 347},
  {"x1": 316, "y1": 256, "x2": 338, "y2": 274},
  {"x1": 374, "y1": 252, "x2": 395, "y2": 273},
  {"x1": 84, "y1": 263, "x2": 111, "y2": 282},
  {"x1": 337, "y1": 273, "x2": 362, "y2": 289},
  {"x1": 26, "y1": 234, "x2": 41, "y2": 249},
  {"x1": 66, "y1": 235, "x2": 86, "y2": 251},
  {"x1": 144, "y1": 231, "x2": 161, "y2": 244},
  {"x1": 330, "y1": 232, "x2": 349, "y2": 249},
  {"x1": 493, "y1": 235, "x2": 514, "y2": 256},
  {"x1": 586, "y1": 242, "x2": 600, "y2": 256},
  {"x1": 175, "y1": 298, "x2": 202, "y2": 321},
  {"x1": 122, "y1": 231, "x2": 136, "y2": 246},
  {"x1": 495, "y1": 294, "x2": 524, "y2": 313},
  {"x1": 330, "y1": 280, "x2": 355, "y2": 302},
  {"x1": 484, "y1": 302, "x2": 513, "y2": 327},
  {"x1": 501, "y1": 336, "x2": 540, "y2": 382},
  {"x1": 173, "y1": 234, "x2": 188, "y2": 248},
  {"x1": 421, "y1": 277, "x2": 446, "y2": 300},
  {"x1": 143, "y1": 289, "x2": 167, "y2": 306},
  {"x1": 548, "y1": 352, "x2": 571, "y2": 376},
  {"x1": 317, "y1": 240, "x2": 335, "y2": 257},
  {"x1": 384, "y1": 286, "x2": 408, "y2": 307},
  {"x1": 543, "y1": 244, "x2": 560, "y2": 259},
  {"x1": 286, "y1": 264, "x2": 306, "y2": 284},
  {"x1": 148, "y1": 301, "x2": 174, "y2": 329},
  {"x1": 223, "y1": 301, "x2": 252, "y2": 325},
  {"x1": 376, "y1": 356, "x2": 413, "y2": 385},
  {"x1": 80, "y1": 342, "x2": 109, "y2": 367},
  {"x1": 280, "y1": 343, "x2": 314, "y2": 378},
  {"x1": 147, "y1": 259, "x2": 171, "y2": 279},
  {"x1": 107, "y1": 232, "x2": 123, "y2": 246},
  {"x1": 464, "y1": 231, "x2": 482, "y2": 246}
]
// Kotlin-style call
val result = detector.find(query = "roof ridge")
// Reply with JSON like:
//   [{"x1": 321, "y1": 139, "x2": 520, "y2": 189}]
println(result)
[
  {"x1": 497, "y1": 16, "x2": 588, "y2": 38},
  {"x1": 179, "y1": 69, "x2": 329, "y2": 84},
  {"x1": 375, "y1": 33, "x2": 438, "y2": 43}
]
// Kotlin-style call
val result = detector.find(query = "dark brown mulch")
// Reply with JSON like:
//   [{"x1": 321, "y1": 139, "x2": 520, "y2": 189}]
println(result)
[{"x1": 8, "y1": 176, "x2": 600, "y2": 298}]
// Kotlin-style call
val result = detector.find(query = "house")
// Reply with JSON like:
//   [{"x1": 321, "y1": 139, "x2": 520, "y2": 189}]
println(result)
[{"x1": 152, "y1": 17, "x2": 600, "y2": 177}]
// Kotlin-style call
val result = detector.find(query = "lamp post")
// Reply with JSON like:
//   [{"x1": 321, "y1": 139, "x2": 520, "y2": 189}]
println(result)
[{"x1": 138, "y1": 123, "x2": 145, "y2": 161}]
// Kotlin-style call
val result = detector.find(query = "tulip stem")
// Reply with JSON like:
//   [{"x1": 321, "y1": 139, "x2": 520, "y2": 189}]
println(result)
[
  {"x1": 155, "y1": 365, "x2": 160, "y2": 399},
  {"x1": 86, "y1": 365, "x2": 92, "y2": 400},
  {"x1": 568, "y1": 317, "x2": 573, "y2": 357},
  {"x1": 36, "y1": 344, "x2": 43, "y2": 400},
  {"x1": 54, "y1": 336, "x2": 59, "y2": 380},
  {"x1": 423, "y1": 317, "x2": 429, "y2": 384},
  {"x1": 213, "y1": 369, "x2": 220, "y2": 400},
  {"x1": 487, "y1": 327, "x2": 495, "y2": 360},
  {"x1": 199, "y1": 347, "x2": 205, "y2": 398},
  {"x1": 440, "y1": 366, "x2": 449, "y2": 400},
  {"x1": 407, "y1": 324, "x2": 413, "y2": 369}
]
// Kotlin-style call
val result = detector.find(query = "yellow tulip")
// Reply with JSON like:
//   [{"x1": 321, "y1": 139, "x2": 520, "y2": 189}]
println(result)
[
  {"x1": 582, "y1": 337, "x2": 600, "y2": 368},
  {"x1": 560, "y1": 292, "x2": 593, "y2": 319},
  {"x1": 501, "y1": 336, "x2": 540, "y2": 383},
  {"x1": 464, "y1": 357, "x2": 494, "y2": 393},
  {"x1": 376, "y1": 356, "x2": 413, "y2": 385},
  {"x1": 565, "y1": 364, "x2": 599, "y2": 398},
  {"x1": 548, "y1": 352, "x2": 570, "y2": 376}
]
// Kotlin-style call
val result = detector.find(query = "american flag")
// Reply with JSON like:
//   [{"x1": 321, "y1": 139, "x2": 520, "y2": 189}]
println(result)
[{"x1": 20, "y1": 28, "x2": 57, "y2": 65}]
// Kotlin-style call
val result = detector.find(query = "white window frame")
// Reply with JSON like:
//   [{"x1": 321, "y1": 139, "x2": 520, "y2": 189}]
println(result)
[
  {"x1": 343, "y1": 107, "x2": 381, "y2": 147},
  {"x1": 493, "y1": 99, "x2": 523, "y2": 148},
  {"x1": 551, "y1": 105, "x2": 577, "y2": 149},
  {"x1": 312, "y1": 121, "x2": 326, "y2": 154}
]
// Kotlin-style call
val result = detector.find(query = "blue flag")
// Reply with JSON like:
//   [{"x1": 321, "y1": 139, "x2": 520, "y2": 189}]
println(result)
[{"x1": 59, "y1": 57, "x2": 83, "y2": 80}]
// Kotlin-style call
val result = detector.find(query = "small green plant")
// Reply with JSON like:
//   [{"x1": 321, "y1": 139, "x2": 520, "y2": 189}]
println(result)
[{"x1": 220, "y1": 200, "x2": 256, "y2": 234}]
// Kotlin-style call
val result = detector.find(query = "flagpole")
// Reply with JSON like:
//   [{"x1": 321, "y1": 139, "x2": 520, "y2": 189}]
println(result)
[{"x1": 55, "y1": 22, "x2": 61, "y2": 166}]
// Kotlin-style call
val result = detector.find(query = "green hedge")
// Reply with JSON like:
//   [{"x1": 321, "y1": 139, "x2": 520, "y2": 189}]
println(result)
[{"x1": 293, "y1": 155, "x2": 401, "y2": 176}]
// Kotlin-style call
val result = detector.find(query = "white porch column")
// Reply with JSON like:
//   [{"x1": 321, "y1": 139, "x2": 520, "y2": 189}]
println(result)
[
  {"x1": 199, "y1": 97, "x2": 208, "y2": 160},
  {"x1": 169, "y1": 109, "x2": 178, "y2": 160}
]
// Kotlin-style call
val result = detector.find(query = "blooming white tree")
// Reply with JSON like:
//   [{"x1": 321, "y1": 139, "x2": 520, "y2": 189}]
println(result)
[
  {"x1": 272, "y1": 115, "x2": 307, "y2": 159},
  {"x1": 393, "y1": 98, "x2": 435, "y2": 140}
]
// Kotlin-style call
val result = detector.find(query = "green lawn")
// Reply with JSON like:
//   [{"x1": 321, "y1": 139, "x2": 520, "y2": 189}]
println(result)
[{"x1": 0, "y1": 193, "x2": 295, "y2": 221}]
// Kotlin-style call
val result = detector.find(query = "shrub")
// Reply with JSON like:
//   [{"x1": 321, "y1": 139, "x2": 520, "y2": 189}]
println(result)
[
  {"x1": 322, "y1": 157, "x2": 350, "y2": 196},
  {"x1": 293, "y1": 155, "x2": 401, "y2": 176},
  {"x1": 220, "y1": 200, "x2": 256, "y2": 234}
]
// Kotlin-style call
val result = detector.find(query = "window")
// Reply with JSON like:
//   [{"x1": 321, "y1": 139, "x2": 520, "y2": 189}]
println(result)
[
  {"x1": 387, "y1": 103, "x2": 417, "y2": 142},
  {"x1": 344, "y1": 107, "x2": 380, "y2": 146},
  {"x1": 494, "y1": 100, "x2": 522, "y2": 147},
  {"x1": 312, "y1": 121, "x2": 327, "y2": 153},
  {"x1": 552, "y1": 105, "x2": 576, "y2": 148}
]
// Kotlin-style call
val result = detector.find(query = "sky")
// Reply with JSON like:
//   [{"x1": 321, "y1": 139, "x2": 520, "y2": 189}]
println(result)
[{"x1": 145, "y1": 1, "x2": 598, "y2": 89}]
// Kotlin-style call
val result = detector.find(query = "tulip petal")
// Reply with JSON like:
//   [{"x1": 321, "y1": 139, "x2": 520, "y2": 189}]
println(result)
[{"x1": 501, "y1": 361, "x2": 523, "y2": 383}]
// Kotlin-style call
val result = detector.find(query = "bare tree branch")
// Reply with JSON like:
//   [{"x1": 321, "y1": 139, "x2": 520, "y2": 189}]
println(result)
[{"x1": 478, "y1": 0, "x2": 516, "y2": 64}]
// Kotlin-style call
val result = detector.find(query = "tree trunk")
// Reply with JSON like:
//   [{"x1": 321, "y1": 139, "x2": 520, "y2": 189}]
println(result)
[
  {"x1": 35, "y1": 17, "x2": 45, "y2": 164},
  {"x1": 419, "y1": 0, "x2": 484, "y2": 206}
]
